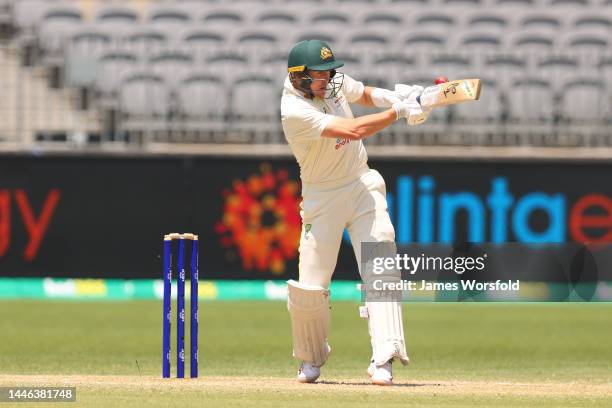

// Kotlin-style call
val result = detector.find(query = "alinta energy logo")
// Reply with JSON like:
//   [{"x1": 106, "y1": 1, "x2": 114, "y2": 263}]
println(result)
[{"x1": 215, "y1": 164, "x2": 301, "y2": 274}]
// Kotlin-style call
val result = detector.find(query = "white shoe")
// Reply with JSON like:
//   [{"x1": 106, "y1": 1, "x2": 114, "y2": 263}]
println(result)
[
  {"x1": 367, "y1": 359, "x2": 376, "y2": 377},
  {"x1": 370, "y1": 359, "x2": 393, "y2": 386},
  {"x1": 297, "y1": 362, "x2": 320, "y2": 383}
]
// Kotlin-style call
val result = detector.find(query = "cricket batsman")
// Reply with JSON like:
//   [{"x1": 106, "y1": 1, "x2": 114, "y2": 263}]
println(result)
[{"x1": 281, "y1": 39, "x2": 431, "y2": 386}]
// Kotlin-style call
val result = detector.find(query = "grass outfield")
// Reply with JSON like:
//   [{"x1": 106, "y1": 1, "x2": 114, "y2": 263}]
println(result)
[{"x1": 0, "y1": 301, "x2": 611, "y2": 407}]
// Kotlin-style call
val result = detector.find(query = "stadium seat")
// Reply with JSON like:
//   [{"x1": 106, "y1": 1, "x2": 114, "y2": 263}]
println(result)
[
  {"x1": 413, "y1": 11, "x2": 457, "y2": 32},
  {"x1": 206, "y1": 52, "x2": 250, "y2": 82},
  {"x1": 284, "y1": 0, "x2": 324, "y2": 4},
  {"x1": 147, "y1": 3, "x2": 190, "y2": 21},
  {"x1": 345, "y1": 55, "x2": 387, "y2": 89},
  {"x1": 401, "y1": 30, "x2": 448, "y2": 68},
  {"x1": 440, "y1": 30, "x2": 486, "y2": 66},
  {"x1": 13, "y1": 0, "x2": 51, "y2": 34},
  {"x1": 430, "y1": 54, "x2": 473, "y2": 80},
  {"x1": 509, "y1": 29, "x2": 555, "y2": 62},
  {"x1": 11, "y1": 0, "x2": 68, "y2": 46},
  {"x1": 598, "y1": 56, "x2": 612, "y2": 85},
  {"x1": 146, "y1": 4, "x2": 192, "y2": 36},
  {"x1": 344, "y1": 29, "x2": 391, "y2": 63},
  {"x1": 514, "y1": 0, "x2": 544, "y2": 5},
  {"x1": 506, "y1": 76, "x2": 554, "y2": 123},
  {"x1": 293, "y1": 28, "x2": 342, "y2": 48},
  {"x1": 256, "y1": 9, "x2": 300, "y2": 32},
  {"x1": 562, "y1": 30, "x2": 608, "y2": 67},
  {"x1": 505, "y1": 76, "x2": 556, "y2": 144},
  {"x1": 174, "y1": 0, "x2": 208, "y2": 10},
  {"x1": 147, "y1": 2, "x2": 192, "y2": 21},
  {"x1": 65, "y1": 26, "x2": 113, "y2": 87},
  {"x1": 537, "y1": 55, "x2": 580, "y2": 91},
  {"x1": 93, "y1": 4, "x2": 139, "y2": 29},
  {"x1": 259, "y1": 51, "x2": 290, "y2": 87},
  {"x1": 403, "y1": 29, "x2": 446, "y2": 53},
  {"x1": 308, "y1": 10, "x2": 352, "y2": 30},
  {"x1": 572, "y1": 13, "x2": 612, "y2": 32},
  {"x1": 334, "y1": 53, "x2": 362, "y2": 70},
  {"x1": 371, "y1": 53, "x2": 417, "y2": 86},
  {"x1": 68, "y1": 25, "x2": 112, "y2": 57},
  {"x1": 559, "y1": 77, "x2": 609, "y2": 123},
  {"x1": 230, "y1": 75, "x2": 281, "y2": 142},
  {"x1": 38, "y1": 5, "x2": 83, "y2": 64},
  {"x1": 360, "y1": 12, "x2": 404, "y2": 30},
  {"x1": 441, "y1": 0, "x2": 482, "y2": 6},
  {"x1": 233, "y1": 29, "x2": 280, "y2": 58},
  {"x1": 390, "y1": 0, "x2": 432, "y2": 4},
  {"x1": 40, "y1": 4, "x2": 83, "y2": 25},
  {"x1": 118, "y1": 72, "x2": 170, "y2": 136},
  {"x1": 231, "y1": 75, "x2": 278, "y2": 120},
  {"x1": 563, "y1": 31, "x2": 609, "y2": 49},
  {"x1": 182, "y1": 28, "x2": 227, "y2": 62},
  {"x1": 200, "y1": 8, "x2": 246, "y2": 31},
  {"x1": 458, "y1": 30, "x2": 503, "y2": 53},
  {"x1": 453, "y1": 78, "x2": 504, "y2": 145},
  {"x1": 518, "y1": 11, "x2": 563, "y2": 32},
  {"x1": 494, "y1": 0, "x2": 536, "y2": 5},
  {"x1": 557, "y1": 74, "x2": 611, "y2": 145},
  {"x1": 176, "y1": 72, "x2": 229, "y2": 136},
  {"x1": 548, "y1": 0, "x2": 591, "y2": 6},
  {"x1": 149, "y1": 50, "x2": 195, "y2": 88},
  {"x1": 454, "y1": 78, "x2": 503, "y2": 124},
  {"x1": 95, "y1": 51, "x2": 139, "y2": 103},
  {"x1": 485, "y1": 54, "x2": 527, "y2": 88},
  {"x1": 224, "y1": 0, "x2": 270, "y2": 3},
  {"x1": 122, "y1": 26, "x2": 168, "y2": 58},
  {"x1": 465, "y1": 11, "x2": 512, "y2": 32}
]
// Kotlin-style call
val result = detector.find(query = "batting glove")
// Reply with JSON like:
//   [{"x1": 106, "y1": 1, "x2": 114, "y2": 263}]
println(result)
[
  {"x1": 371, "y1": 85, "x2": 425, "y2": 108},
  {"x1": 395, "y1": 83, "x2": 433, "y2": 124},
  {"x1": 392, "y1": 100, "x2": 430, "y2": 126},
  {"x1": 394, "y1": 84, "x2": 424, "y2": 105},
  {"x1": 370, "y1": 88, "x2": 401, "y2": 108}
]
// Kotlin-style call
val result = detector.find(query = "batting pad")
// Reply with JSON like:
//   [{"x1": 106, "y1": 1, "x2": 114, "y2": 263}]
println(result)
[
  {"x1": 287, "y1": 280, "x2": 332, "y2": 367},
  {"x1": 359, "y1": 241, "x2": 410, "y2": 367},
  {"x1": 366, "y1": 301, "x2": 410, "y2": 366}
]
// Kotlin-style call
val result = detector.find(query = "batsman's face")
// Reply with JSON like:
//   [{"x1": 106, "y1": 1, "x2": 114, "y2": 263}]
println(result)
[{"x1": 308, "y1": 70, "x2": 331, "y2": 98}]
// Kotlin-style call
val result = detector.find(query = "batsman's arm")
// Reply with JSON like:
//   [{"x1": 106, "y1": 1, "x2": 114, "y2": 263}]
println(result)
[
  {"x1": 354, "y1": 86, "x2": 419, "y2": 108},
  {"x1": 321, "y1": 109, "x2": 397, "y2": 141},
  {"x1": 353, "y1": 86, "x2": 379, "y2": 108},
  {"x1": 322, "y1": 98, "x2": 423, "y2": 140}
]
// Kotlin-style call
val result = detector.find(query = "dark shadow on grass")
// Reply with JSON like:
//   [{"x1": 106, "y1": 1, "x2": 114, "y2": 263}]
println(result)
[{"x1": 317, "y1": 380, "x2": 444, "y2": 387}]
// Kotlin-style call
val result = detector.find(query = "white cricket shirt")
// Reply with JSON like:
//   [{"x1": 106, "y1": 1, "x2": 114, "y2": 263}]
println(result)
[{"x1": 281, "y1": 74, "x2": 369, "y2": 185}]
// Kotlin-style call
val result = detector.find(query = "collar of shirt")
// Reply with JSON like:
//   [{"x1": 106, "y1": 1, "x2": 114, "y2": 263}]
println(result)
[{"x1": 284, "y1": 75, "x2": 303, "y2": 98}]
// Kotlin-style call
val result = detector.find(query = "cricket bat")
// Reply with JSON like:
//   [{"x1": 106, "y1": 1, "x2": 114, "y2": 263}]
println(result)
[{"x1": 417, "y1": 78, "x2": 482, "y2": 108}]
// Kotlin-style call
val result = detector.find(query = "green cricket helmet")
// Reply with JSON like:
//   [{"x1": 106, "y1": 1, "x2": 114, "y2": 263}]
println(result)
[{"x1": 287, "y1": 39, "x2": 345, "y2": 99}]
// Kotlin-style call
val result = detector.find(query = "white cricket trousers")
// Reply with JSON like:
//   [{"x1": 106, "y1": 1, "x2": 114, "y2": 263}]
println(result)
[{"x1": 298, "y1": 166, "x2": 395, "y2": 287}]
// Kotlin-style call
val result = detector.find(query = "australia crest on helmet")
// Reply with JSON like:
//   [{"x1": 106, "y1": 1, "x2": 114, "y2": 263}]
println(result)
[{"x1": 320, "y1": 46, "x2": 333, "y2": 60}]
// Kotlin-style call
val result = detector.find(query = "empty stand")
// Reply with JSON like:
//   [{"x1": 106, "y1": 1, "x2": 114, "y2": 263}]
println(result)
[{"x1": 1, "y1": 0, "x2": 611, "y2": 147}]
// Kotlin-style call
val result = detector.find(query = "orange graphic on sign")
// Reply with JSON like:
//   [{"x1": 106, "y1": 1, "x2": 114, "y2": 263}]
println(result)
[{"x1": 215, "y1": 164, "x2": 301, "y2": 274}]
